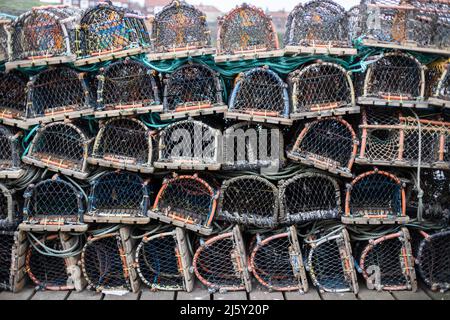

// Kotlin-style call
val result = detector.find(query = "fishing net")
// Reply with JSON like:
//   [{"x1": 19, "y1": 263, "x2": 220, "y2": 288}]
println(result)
[{"x1": 0, "y1": 71, "x2": 29, "y2": 120}]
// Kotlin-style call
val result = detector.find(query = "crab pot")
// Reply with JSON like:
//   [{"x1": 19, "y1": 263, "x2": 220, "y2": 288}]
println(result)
[
  {"x1": 151, "y1": 0, "x2": 211, "y2": 54},
  {"x1": 222, "y1": 122, "x2": 285, "y2": 171},
  {"x1": 151, "y1": 174, "x2": 218, "y2": 235},
  {"x1": 26, "y1": 67, "x2": 92, "y2": 120},
  {"x1": 357, "y1": 108, "x2": 450, "y2": 169},
  {"x1": 89, "y1": 118, "x2": 154, "y2": 173},
  {"x1": 26, "y1": 232, "x2": 85, "y2": 291},
  {"x1": 7, "y1": 6, "x2": 80, "y2": 68},
  {"x1": 361, "y1": 52, "x2": 426, "y2": 105},
  {"x1": 415, "y1": 229, "x2": 450, "y2": 292},
  {"x1": 161, "y1": 63, "x2": 225, "y2": 119},
  {"x1": 279, "y1": 172, "x2": 341, "y2": 224},
  {"x1": 96, "y1": 59, "x2": 161, "y2": 114},
  {"x1": 154, "y1": 120, "x2": 221, "y2": 170},
  {"x1": 430, "y1": 63, "x2": 450, "y2": 108},
  {"x1": 193, "y1": 225, "x2": 252, "y2": 293},
  {"x1": 22, "y1": 176, "x2": 85, "y2": 229},
  {"x1": 77, "y1": 3, "x2": 150, "y2": 60},
  {"x1": 86, "y1": 171, "x2": 151, "y2": 223},
  {"x1": 22, "y1": 121, "x2": 91, "y2": 179},
  {"x1": 0, "y1": 183, "x2": 17, "y2": 230},
  {"x1": 227, "y1": 67, "x2": 291, "y2": 125},
  {"x1": 0, "y1": 125, "x2": 23, "y2": 179},
  {"x1": 307, "y1": 228, "x2": 359, "y2": 293},
  {"x1": 135, "y1": 227, "x2": 194, "y2": 291},
  {"x1": 216, "y1": 3, "x2": 279, "y2": 56},
  {"x1": 359, "y1": 0, "x2": 450, "y2": 53},
  {"x1": 284, "y1": 0, "x2": 352, "y2": 51},
  {"x1": 218, "y1": 175, "x2": 279, "y2": 228},
  {"x1": 359, "y1": 228, "x2": 417, "y2": 291},
  {"x1": 81, "y1": 227, "x2": 139, "y2": 293},
  {"x1": 343, "y1": 170, "x2": 407, "y2": 224},
  {"x1": 249, "y1": 226, "x2": 309, "y2": 292},
  {"x1": 288, "y1": 62, "x2": 356, "y2": 119},
  {"x1": 0, "y1": 71, "x2": 28, "y2": 121},
  {"x1": 287, "y1": 117, "x2": 358, "y2": 177},
  {"x1": 0, "y1": 230, "x2": 27, "y2": 292}
]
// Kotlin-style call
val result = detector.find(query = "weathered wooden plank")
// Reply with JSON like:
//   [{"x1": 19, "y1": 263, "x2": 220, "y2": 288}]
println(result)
[
  {"x1": 321, "y1": 292, "x2": 358, "y2": 300},
  {"x1": 361, "y1": 39, "x2": 450, "y2": 56},
  {"x1": 357, "y1": 286, "x2": 395, "y2": 300},
  {"x1": 31, "y1": 290, "x2": 70, "y2": 300},
  {"x1": 0, "y1": 287, "x2": 35, "y2": 300},
  {"x1": 103, "y1": 292, "x2": 140, "y2": 300},
  {"x1": 140, "y1": 290, "x2": 176, "y2": 300},
  {"x1": 284, "y1": 289, "x2": 322, "y2": 300},
  {"x1": 214, "y1": 291, "x2": 247, "y2": 301},
  {"x1": 66, "y1": 290, "x2": 103, "y2": 300},
  {"x1": 18, "y1": 222, "x2": 88, "y2": 233},
  {"x1": 249, "y1": 289, "x2": 284, "y2": 301},
  {"x1": 391, "y1": 288, "x2": 431, "y2": 300}
]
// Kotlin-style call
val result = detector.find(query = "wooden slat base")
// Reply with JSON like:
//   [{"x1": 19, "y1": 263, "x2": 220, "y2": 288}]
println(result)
[
  {"x1": 159, "y1": 105, "x2": 227, "y2": 120},
  {"x1": 94, "y1": 104, "x2": 163, "y2": 119},
  {"x1": 5, "y1": 55, "x2": 77, "y2": 71},
  {"x1": 356, "y1": 158, "x2": 450, "y2": 170},
  {"x1": 83, "y1": 215, "x2": 150, "y2": 225},
  {"x1": 0, "y1": 169, "x2": 25, "y2": 179},
  {"x1": 224, "y1": 111, "x2": 293, "y2": 126},
  {"x1": 22, "y1": 156, "x2": 90, "y2": 180},
  {"x1": 284, "y1": 46, "x2": 357, "y2": 57},
  {"x1": 290, "y1": 105, "x2": 361, "y2": 121},
  {"x1": 357, "y1": 97, "x2": 429, "y2": 109},
  {"x1": 361, "y1": 39, "x2": 450, "y2": 56},
  {"x1": 341, "y1": 216, "x2": 410, "y2": 225},
  {"x1": 287, "y1": 153, "x2": 353, "y2": 178},
  {"x1": 428, "y1": 97, "x2": 450, "y2": 109},
  {"x1": 214, "y1": 50, "x2": 285, "y2": 63},
  {"x1": 153, "y1": 161, "x2": 221, "y2": 171},
  {"x1": 147, "y1": 47, "x2": 216, "y2": 62},
  {"x1": 87, "y1": 157, "x2": 155, "y2": 174},
  {"x1": 19, "y1": 222, "x2": 88, "y2": 232},
  {"x1": 147, "y1": 210, "x2": 213, "y2": 236},
  {"x1": 74, "y1": 48, "x2": 143, "y2": 67}
]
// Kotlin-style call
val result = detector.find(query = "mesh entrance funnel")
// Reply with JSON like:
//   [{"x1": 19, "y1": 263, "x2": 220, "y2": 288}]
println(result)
[
  {"x1": 151, "y1": 0, "x2": 211, "y2": 54},
  {"x1": 249, "y1": 226, "x2": 309, "y2": 292},
  {"x1": 193, "y1": 225, "x2": 252, "y2": 293},
  {"x1": 348, "y1": 5, "x2": 363, "y2": 42},
  {"x1": 279, "y1": 172, "x2": 341, "y2": 224},
  {"x1": 89, "y1": 118, "x2": 155, "y2": 173},
  {"x1": 23, "y1": 121, "x2": 91, "y2": 179},
  {"x1": 344, "y1": 170, "x2": 407, "y2": 224},
  {"x1": 0, "y1": 125, "x2": 23, "y2": 179},
  {"x1": 0, "y1": 71, "x2": 28, "y2": 121},
  {"x1": 217, "y1": 3, "x2": 279, "y2": 56},
  {"x1": 154, "y1": 119, "x2": 221, "y2": 170},
  {"x1": 287, "y1": 117, "x2": 358, "y2": 177},
  {"x1": 222, "y1": 122, "x2": 284, "y2": 171},
  {"x1": 136, "y1": 227, "x2": 194, "y2": 291},
  {"x1": 151, "y1": 174, "x2": 219, "y2": 235},
  {"x1": 359, "y1": 228, "x2": 417, "y2": 291},
  {"x1": 218, "y1": 175, "x2": 279, "y2": 228},
  {"x1": 161, "y1": 63, "x2": 225, "y2": 119},
  {"x1": 227, "y1": 66, "x2": 291, "y2": 125},
  {"x1": 416, "y1": 229, "x2": 450, "y2": 292},
  {"x1": 307, "y1": 228, "x2": 359, "y2": 293},
  {"x1": 288, "y1": 62, "x2": 357, "y2": 119},
  {"x1": 0, "y1": 183, "x2": 16, "y2": 230}
]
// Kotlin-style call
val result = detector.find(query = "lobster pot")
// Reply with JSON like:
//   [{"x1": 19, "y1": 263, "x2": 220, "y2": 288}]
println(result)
[
  {"x1": 23, "y1": 122, "x2": 91, "y2": 179},
  {"x1": 348, "y1": 5, "x2": 363, "y2": 42},
  {"x1": 97, "y1": 59, "x2": 161, "y2": 113},
  {"x1": 307, "y1": 228, "x2": 359, "y2": 293},
  {"x1": 0, "y1": 71, "x2": 28, "y2": 121},
  {"x1": 285, "y1": 0, "x2": 351, "y2": 49},
  {"x1": 162, "y1": 63, "x2": 225, "y2": 119},
  {"x1": 416, "y1": 229, "x2": 450, "y2": 292},
  {"x1": 227, "y1": 67, "x2": 291, "y2": 125},
  {"x1": 0, "y1": 125, "x2": 23, "y2": 179},
  {"x1": 151, "y1": 0, "x2": 211, "y2": 53},
  {"x1": 0, "y1": 183, "x2": 16, "y2": 230},
  {"x1": 343, "y1": 170, "x2": 407, "y2": 224},
  {"x1": 8, "y1": 6, "x2": 80, "y2": 66},
  {"x1": 287, "y1": 118, "x2": 358, "y2": 177},
  {"x1": 89, "y1": 118, "x2": 154, "y2": 173},
  {"x1": 222, "y1": 122, "x2": 285, "y2": 171},
  {"x1": 360, "y1": 0, "x2": 450, "y2": 53},
  {"x1": 23, "y1": 177, "x2": 85, "y2": 227},
  {"x1": 87, "y1": 171, "x2": 150, "y2": 219},
  {"x1": 81, "y1": 227, "x2": 139, "y2": 292},
  {"x1": 288, "y1": 62, "x2": 356, "y2": 118},
  {"x1": 283, "y1": 3, "x2": 303, "y2": 46},
  {"x1": 26, "y1": 67, "x2": 91, "y2": 119},
  {"x1": 193, "y1": 226, "x2": 252, "y2": 292},
  {"x1": 26, "y1": 232, "x2": 85, "y2": 291},
  {"x1": 151, "y1": 174, "x2": 218, "y2": 235},
  {"x1": 77, "y1": 3, "x2": 150, "y2": 59},
  {"x1": 430, "y1": 64, "x2": 450, "y2": 108},
  {"x1": 135, "y1": 227, "x2": 194, "y2": 291},
  {"x1": 249, "y1": 226, "x2": 309, "y2": 292},
  {"x1": 359, "y1": 228, "x2": 417, "y2": 291},
  {"x1": 218, "y1": 175, "x2": 279, "y2": 228},
  {"x1": 0, "y1": 19, "x2": 9, "y2": 61},
  {"x1": 0, "y1": 230, "x2": 27, "y2": 292},
  {"x1": 279, "y1": 172, "x2": 341, "y2": 224},
  {"x1": 154, "y1": 120, "x2": 221, "y2": 170},
  {"x1": 217, "y1": 4, "x2": 279, "y2": 56},
  {"x1": 361, "y1": 52, "x2": 426, "y2": 104}
]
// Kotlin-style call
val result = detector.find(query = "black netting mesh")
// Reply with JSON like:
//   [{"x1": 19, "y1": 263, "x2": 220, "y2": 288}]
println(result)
[
  {"x1": 280, "y1": 172, "x2": 341, "y2": 224},
  {"x1": 0, "y1": 125, "x2": 22, "y2": 173},
  {"x1": 98, "y1": 59, "x2": 161, "y2": 111},
  {"x1": 0, "y1": 71, "x2": 28, "y2": 119},
  {"x1": 0, "y1": 20, "x2": 8, "y2": 61},
  {"x1": 285, "y1": 0, "x2": 350, "y2": 48},
  {"x1": 218, "y1": 3, "x2": 278, "y2": 55},
  {"x1": 229, "y1": 67, "x2": 289, "y2": 118},
  {"x1": 0, "y1": 231, "x2": 14, "y2": 290},
  {"x1": 88, "y1": 171, "x2": 149, "y2": 217},
  {"x1": 152, "y1": 0, "x2": 211, "y2": 53},
  {"x1": 288, "y1": 62, "x2": 354, "y2": 114},
  {"x1": 219, "y1": 175, "x2": 278, "y2": 228}
]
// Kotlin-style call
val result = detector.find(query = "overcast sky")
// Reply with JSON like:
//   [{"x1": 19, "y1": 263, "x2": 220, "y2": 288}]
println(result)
[{"x1": 187, "y1": 0, "x2": 360, "y2": 12}]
